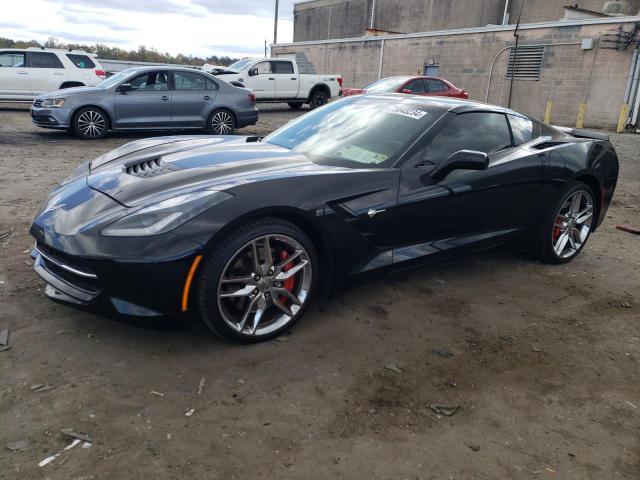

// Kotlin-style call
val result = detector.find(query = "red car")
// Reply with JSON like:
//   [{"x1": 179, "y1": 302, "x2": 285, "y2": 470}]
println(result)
[{"x1": 343, "y1": 76, "x2": 468, "y2": 99}]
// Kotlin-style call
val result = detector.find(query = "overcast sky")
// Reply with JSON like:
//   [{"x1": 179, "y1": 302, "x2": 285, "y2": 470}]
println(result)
[{"x1": 1, "y1": 0, "x2": 295, "y2": 58}]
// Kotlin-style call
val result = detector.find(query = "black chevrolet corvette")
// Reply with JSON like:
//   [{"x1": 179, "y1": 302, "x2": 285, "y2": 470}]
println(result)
[{"x1": 30, "y1": 95, "x2": 619, "y2": 342}]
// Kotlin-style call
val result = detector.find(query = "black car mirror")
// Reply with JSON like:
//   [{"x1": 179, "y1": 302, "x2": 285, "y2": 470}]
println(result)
[
  {"x1": 248, "y1": 68, "x2": 258, "y2": 77},
  {"x1": 429, "y1": 150, "x2": 488, "y2": 181},
  {"x1": 118, "y1": 83, "x2": 132, "y2": 93}
]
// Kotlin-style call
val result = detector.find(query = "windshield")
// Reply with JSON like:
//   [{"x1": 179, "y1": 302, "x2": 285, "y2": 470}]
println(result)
[
  {"x1": 365, "y1": 77, "x2": 410, "y2": 93},
  {"x1": 97, "y1": 69, "x2": 138, "y2": 89},
  {"x1": 263, "y1": 97, "x2": 444, "y2": 168},
  {"x1": 228, "y1": 59, "x2": 255, "y2": 72}
]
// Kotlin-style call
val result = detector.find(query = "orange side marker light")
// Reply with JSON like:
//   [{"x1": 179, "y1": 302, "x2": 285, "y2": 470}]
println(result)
[{"x1": 181, "y1": 255, "x2": 203, "y2": 312}]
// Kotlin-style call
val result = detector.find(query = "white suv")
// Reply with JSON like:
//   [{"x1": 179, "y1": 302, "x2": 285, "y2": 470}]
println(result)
[{"x1": 0, "y1": 47, "x2": 106, "y2": 101}]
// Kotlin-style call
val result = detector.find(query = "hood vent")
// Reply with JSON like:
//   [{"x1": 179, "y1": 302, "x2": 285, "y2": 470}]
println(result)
[{"x1": 124, "y1": 158, "x2": 182, "y2": 178}]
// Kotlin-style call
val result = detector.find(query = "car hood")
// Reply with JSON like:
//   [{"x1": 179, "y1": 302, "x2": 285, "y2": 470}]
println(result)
[
  {"x1": 37, "y1": 86, "x2": 102, "y2": 99},
  {"x1": 86, "y1": 136, "x2": 354, "y2": 207}
]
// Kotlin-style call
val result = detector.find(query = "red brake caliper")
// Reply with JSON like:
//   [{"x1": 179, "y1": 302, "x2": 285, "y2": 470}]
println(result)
[
  {"x1": 553, "y1": 216, "x2": 562, "y2": 240},
  {"x1": 279, "y1": 250, "x2": 296, "y2": 303}
]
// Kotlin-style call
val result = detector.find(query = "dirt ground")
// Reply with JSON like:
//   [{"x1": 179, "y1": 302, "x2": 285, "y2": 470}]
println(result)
[{"x1": 0, "y1": 104, "x2": 639, "y2": 480}]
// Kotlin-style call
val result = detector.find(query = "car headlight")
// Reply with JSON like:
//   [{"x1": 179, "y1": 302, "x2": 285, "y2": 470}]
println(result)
[
  {"x1": 40, "y1": 98, "x2": 65, "y2": 108},
  {"x1": 101, "y1": 190, "x2": 232, "y2": 237}
]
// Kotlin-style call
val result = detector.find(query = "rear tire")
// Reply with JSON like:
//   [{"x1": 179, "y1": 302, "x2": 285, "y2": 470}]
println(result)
[
  {"x1": 196, "y1": 217, "x2": 318, "y2": 343},
  {"x1": 207, "y1": 109, "x2": 236, "y2": 135},
  {"x1": 288, "y1": 102, "x2": 304, "y2": 109},
  {"x1": 537, "y1": 182, "x2": 596, "y2": 264},
  {"x1": 308, "y1": 90, "x2": 328, "y2": 110},
  {"x1": 72, "y1": 106, "x2": 108, "y2": 140}
]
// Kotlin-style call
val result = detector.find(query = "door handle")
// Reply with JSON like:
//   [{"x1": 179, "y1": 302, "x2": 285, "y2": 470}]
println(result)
[
  {"x1": 367, "y1": 208, "x2": 386, "y2": 218},
  {"x1": 291, "y1": 77, "x2": 297, "y2": 80},
  {"x1": 17, "y1": 71, "x2": 28, "y2": 75},
  {"x1": 268, "y1": 77, "x2": 275, "y2": 80},
  {"x1": 161, "y1": 95, "x2": 169, "y2": 101},
  {"x1": 204, "y1": 95, "x2": 211, "y2": 100}
]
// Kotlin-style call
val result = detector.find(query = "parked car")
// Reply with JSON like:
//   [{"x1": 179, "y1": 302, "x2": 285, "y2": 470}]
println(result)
[
  {"x1": 30, "y1": 95, "x2": 618, "y2": 342},
  {"x1": 30, "y1": 66, "x2": 258, "y2": 139},
  {"x1": 0, "y1": 47, "x2": 105, "y2": 101},
  {"x1": 343, "y1": 76, "x2": 468, "y2": 99},
  {"x1": 202, "y1": 63, "x2": 237, "y2": 76},
  {"x1": 215, "y1": 57, "x2": 342, "y2": 109}
]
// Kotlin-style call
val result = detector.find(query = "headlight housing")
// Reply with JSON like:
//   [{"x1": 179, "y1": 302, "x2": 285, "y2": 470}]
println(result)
[
  {"x1": 101, "y1": 190, "x2": 232, "y2": 237},
  {"x1": 40, "y1": 98, "x2": 65, "y2": 108}
]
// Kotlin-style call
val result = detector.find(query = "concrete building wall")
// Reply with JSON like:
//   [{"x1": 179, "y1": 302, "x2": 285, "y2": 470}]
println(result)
[
  {"x1": 293, "y1": 0, "x2": 640, "y2": 41},
  {"x1": 509, "y1": 0, "x2": 640, "y2": 23},
  {"x1": 275, "y1": 21, "x2": 638, "y2": 129},
  {"x1": 294, "y1": 0, "x2": 371, "y2": 41},
  {"x1": 372, "y1": 0, "x2": 506, "y2": 33}
]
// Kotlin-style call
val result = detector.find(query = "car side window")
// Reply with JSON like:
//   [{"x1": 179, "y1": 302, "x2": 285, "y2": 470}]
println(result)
[
  {"x1": 28, "y1": 52, "x2": 64, "y2": 69},
  {"x1": 404, "y1": 79, "x2": 425, "y2": 93},
  {"x1": 205, "y1": 78, "x2": 219, "y2": 91},
  {"x1": 426, "y1": 79, "x2": 447, "y2": 92},
  {"x1": 0, "y1": 52, "x2": 26, "y2": 67},
  {"x1": 255, "y1": 62, "x2": 273, "y2": 74},
  {"x1": 129, "y1": 71, "x2": 169, "y2": 91},
  {"x1": 273, "y1": 61, "x2": 294, "y2": 74},
  {"x1": 174, "y1": 71, "x2": 207, "y2": 91},
  {"x1": 422, "y1": 112, "x2": 513, "y2": 165},
  {"x1": 508, "y1": 114, "x2": 534, "y2": 145},
  {"x1": 66, "y1": 54, "x2": 95, "y2": 69}
]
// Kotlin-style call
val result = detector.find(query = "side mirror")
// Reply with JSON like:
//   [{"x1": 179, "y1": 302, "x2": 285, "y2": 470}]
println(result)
[
  {"x1": 401, "y1": 89, "x2": 413, "y2": 94},
  {"x1": 118, "y1": 83, "x2": 132, "y2": 93},
  {"x1": 248, "y1": 68, "x2": 258, "y2": 77},
  {"x1": 429, "y1": 150, "x2": 488, "y2": 181}
]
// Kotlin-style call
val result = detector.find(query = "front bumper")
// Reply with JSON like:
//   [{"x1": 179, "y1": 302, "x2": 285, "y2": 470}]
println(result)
[
  {"x1": 30, "y1": 106, "x2": 72, "y2": 129},
  {"x1": 31, "y1": 241, "x2": 199, "y2": 317}
]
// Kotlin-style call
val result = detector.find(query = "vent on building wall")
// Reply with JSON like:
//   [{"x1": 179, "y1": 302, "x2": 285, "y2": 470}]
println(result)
[{"x1": 506, "y1": 45, "x2": 545, "y2": 80}]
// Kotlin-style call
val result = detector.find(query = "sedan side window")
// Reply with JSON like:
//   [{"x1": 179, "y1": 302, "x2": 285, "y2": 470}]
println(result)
[
  {"x1": 404, "y1": 79, "x2": 426, "y2": 93},
  {"x1": 174, "y1": 71, "x2": 207, "y2": 91},
  {"x1": 508, "y1": 114, "x2": 534, "y2": 145},
  {"x1": 422, "y1": 112, "x2": 513, "y2": 165},
  {"x1": 129, "y1": 71, "x2": 169, "y2": 91},
  {"x1": 255, "y1": 62, "x2": 273, "y2": 75},
  {"x1": 426, "y1": 79, "x2": 447, "y2": 92},
  {"x1": 0, "y1": 52, "x2": 25, "y2": 67}
]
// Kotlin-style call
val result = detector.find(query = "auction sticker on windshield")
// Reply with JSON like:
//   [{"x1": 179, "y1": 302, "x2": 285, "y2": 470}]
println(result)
[
  {"x1": 336, "y1": 145, "x2": 388, "y2": 164},
  {"x1": 385, "y1": 105, "x2": 428, "y2": 120}
]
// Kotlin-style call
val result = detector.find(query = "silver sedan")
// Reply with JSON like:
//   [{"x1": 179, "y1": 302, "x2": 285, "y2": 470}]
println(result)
[{"x1": 30, "y1": 66, "x2": 259, "y2": 139}]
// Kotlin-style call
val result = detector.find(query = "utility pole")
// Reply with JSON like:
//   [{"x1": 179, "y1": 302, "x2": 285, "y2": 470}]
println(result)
[
  {"x1": 507, "y1": 0, "x2": 526, "y2": 109},
  {"x1": 264, "y1": 39, "x2": 268, "y2": 57},
  {"x1": 274, "y1": 0, "x2": 279, "y2": 45}
]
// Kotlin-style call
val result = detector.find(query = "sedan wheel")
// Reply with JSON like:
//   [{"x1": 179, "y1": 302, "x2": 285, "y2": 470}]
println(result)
[
  {"x1": 73, "y1": 108, "x2": 107, "y2": 139},
  {"x1": 197, "y1": 217, "x2": 317, "y2": 342},
  {"x1": 538, "y1": 183, "x2": 595, "y2": 264},
  {"x1": 208, "y1": 110, "x2": 235, "y2": 135}
]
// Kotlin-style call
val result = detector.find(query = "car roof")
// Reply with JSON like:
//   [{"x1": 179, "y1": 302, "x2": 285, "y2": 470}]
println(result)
[
  {"x1": 360, "y1": 93, "x2": 524, "y2": 116},
  {"x1": 120, "y1": 65, "x2": 206, "y2": 74}
]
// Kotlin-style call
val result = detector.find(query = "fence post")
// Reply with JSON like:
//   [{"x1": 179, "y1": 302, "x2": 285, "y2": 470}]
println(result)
[
  {"x1": 544, "y1": 100, "x2": 553, "y2": 124},
  {"x1": 617, "y1": 104, "x2": 630, "y2": 133},
  {"x1": 576, "y1": 101, "x2": 587, "y2": 129}
]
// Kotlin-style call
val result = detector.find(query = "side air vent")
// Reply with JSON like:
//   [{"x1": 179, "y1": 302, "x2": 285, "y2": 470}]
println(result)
[
  {"x1": 531, "y1": 141, "x2": 568, "y2": 150},
  {"x1": 124, "y1": 158, "x2": 182, "y2": 178}
]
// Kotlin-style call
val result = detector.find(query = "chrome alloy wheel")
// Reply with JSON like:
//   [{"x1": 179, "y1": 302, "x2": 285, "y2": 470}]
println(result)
[
  {"x1": 77, "y1": 110, "x2": 106, "y2": 137},
  {"x1": 210, "y1": 111, "x2": 234, "y2": 134},
  {"x1": 217, "y1": 234, "x2": 312, "y2": 336},
  {"x1": 552, "y1": 189, "x2": 594, "y2": 259}
]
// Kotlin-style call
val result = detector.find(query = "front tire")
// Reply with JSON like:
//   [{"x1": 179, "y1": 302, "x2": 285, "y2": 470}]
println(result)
[
  {"x1": 207, "y1": 109, "x2": 236, "y2": 135},
  {"x1": 196, "y1": 217, "x2": 318, "y2": 343},
  {"x1": 72, "y1": 107, "x2": 108, "y2": 140},
  {"x1": 537, "y1": 182, "x2": 596, "y2": 264}
]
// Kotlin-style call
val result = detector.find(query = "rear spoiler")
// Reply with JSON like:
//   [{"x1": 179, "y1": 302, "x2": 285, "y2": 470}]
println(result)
[{"x1": 553, "y1": 126, "x2": 609, "y2": 141}]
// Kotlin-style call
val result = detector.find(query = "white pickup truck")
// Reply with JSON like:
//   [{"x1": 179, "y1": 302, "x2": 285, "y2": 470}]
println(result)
[{"x1": 216, "y1": 57, "x2": 342, "y2": 109}]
